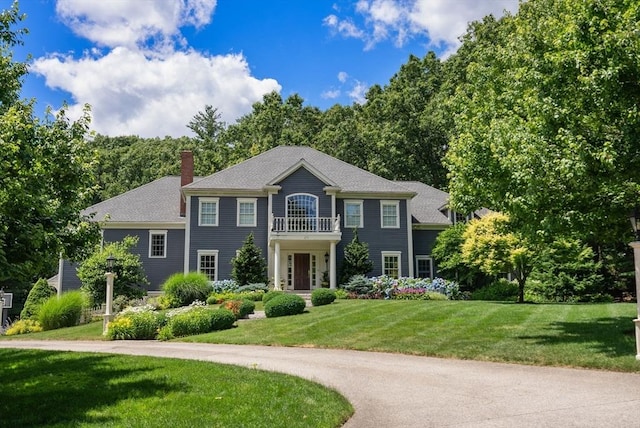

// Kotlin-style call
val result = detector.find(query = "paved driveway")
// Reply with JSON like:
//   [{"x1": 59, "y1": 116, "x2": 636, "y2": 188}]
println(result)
[{"x1": 2, "y1": 341, "x2": 639, "y2": 427}]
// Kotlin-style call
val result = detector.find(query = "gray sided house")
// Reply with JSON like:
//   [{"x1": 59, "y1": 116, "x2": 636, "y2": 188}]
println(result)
[{"x1": 59, "y1": 146, "x2": 467, "y2": 294}]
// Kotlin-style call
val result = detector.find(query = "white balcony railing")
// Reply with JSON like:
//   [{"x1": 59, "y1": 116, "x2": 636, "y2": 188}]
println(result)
[{"x1": 271, "y1": 215, "x2": 340, "y2": 233}]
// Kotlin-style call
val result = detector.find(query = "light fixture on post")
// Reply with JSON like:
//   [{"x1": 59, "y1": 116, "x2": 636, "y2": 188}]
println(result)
[
  {"x1": 103, "y1": 255, "x2": 116, "y2": 335},
  {"x1": 628, "y1": 208, "x2": 640, "y2": 360},
  {"x1": 0, "y1": 288, "x2": 4, "y2": 331},
  {"x1": 324, "y1": 252, "x2": 329, "y2": 267}
]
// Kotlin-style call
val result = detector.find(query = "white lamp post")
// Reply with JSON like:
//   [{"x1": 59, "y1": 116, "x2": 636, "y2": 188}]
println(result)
[
  {"x1": 0, "y1": 288, "x2": 4, "y2": 332},
  {"x1": 627, "y1": 210, "x2": 640, "y2": 360},
  {"x1": 103, "y1": 255, "x2": 116, "y2": 335}
]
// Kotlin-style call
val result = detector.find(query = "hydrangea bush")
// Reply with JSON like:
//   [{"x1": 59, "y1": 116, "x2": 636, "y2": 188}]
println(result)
[{"x1": 341, "y1": 276, "x2": 461, "y2": 300}]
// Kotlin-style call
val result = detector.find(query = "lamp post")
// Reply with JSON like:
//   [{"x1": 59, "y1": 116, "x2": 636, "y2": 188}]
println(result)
[
  {"x1": 103, "y1": 255, "x2": 116, "y2": 335},
  {"x1": 0, "y1": 288, "x2": 4, "y2": 331},
  {"x1": 628, "y1": 209, "x2": 640, "y2": 360}
]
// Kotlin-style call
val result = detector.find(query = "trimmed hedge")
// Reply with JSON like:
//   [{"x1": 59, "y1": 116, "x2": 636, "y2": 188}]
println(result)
[
  {"x1": 311, "y1": 288, "x2": 336, "y2": 306},
  {"x1": 262, "y1": 290, "x2": 286, "y2": 304},
  {"x1": 264, "y1": 294, "x2": 306, "y2": 318},
  {"x1": 168, "y1": 307, "x2": 235, "y2": 337}
]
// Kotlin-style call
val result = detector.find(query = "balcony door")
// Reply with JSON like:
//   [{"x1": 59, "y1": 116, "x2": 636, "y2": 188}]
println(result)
[
  {"x1": 286, "y1": 194, "x2": 318, "y2": 231},
  {"x1": 294, "y1": 253, "x2": 310, "y2": 290}
]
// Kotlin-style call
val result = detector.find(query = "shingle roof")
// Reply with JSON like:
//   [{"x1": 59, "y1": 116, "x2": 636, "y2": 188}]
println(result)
[
  {"x1": 82, "y1": 176, "x2": 189, "y2": 223},
  {"x1": 396, "y1": 181, "x2": 452, "y2": 226},
  {"x1": 185, "y1": 146, "x2": 414, "y2": 195}
]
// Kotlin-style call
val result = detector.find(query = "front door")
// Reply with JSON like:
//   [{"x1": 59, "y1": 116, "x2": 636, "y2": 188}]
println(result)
[{"x1": 294, "y1": 253, "x2": 310, "y2": 290}]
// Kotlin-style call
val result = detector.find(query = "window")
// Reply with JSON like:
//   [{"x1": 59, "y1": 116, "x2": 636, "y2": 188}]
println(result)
[
  {"x1": 199, "y1": 198, "x2": 219, "y2": 226},
  {"x1": 148, "y1": 230, "x2": 167, "y2": 258},
  {"x1": 237, "y1": 198, "x2": 257, "y2": 227},
  {"x1": 197, "y1": 250, "x2": 218, "y2": 281},
  {"x1": 416, "y1": 256, "x2": 433, "y2": 279},
  {"x1": 287, "y1": 194, "x2": 318, "y2": 231},
  {"x1": 380, "y1": 200, "x2": 399, "y2": 228},
  {"x1": 344, "y1": 200, "x2": 363, "y2": 228},
  {"x1": 382, "y1": 251, "x2": 402, "y2": 278}
]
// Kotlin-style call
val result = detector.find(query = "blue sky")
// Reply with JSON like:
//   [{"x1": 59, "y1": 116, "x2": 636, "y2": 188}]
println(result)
[{"x1": 12, "y1": 0, "x2": 518, "y2": 137}]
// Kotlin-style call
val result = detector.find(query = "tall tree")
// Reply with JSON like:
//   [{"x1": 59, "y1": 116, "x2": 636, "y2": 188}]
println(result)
[
  {"x1": 0, "y1": 2, "x2": 100, "y2": 291},
  {"x1": 446, "y1": 0, "x2": 640, "y2": 247}
]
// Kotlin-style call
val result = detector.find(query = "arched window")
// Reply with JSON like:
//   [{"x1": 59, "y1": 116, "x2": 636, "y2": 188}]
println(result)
[{"x1": 286, "y1": 194, "x2": 318, "y2": 231}]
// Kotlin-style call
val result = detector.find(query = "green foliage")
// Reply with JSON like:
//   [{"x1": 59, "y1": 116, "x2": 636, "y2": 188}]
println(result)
[
  {"x1": 341, "y1": 275, "x2": 374, "y2": 297},
  {"x1": 38, "y1": 291, "x2": 86, "y2": 331},
  {"x1": 446, "y1": 0, "x2": 640, "y2": 249},
  {"x1": 264, "y1": 294, "x2": 306, "y2": 318},
  {"x1": 530, "y1": 239, "x2": 604, "y2": 302},
  {"x1": 262, "y1": 290, "x2": 286, "y2": 304},
  {"x1": 339, "y1": 230, "x2": 374, "y2": 284},
  {"x1": 462, "y1": 213, "x2": 533, "y2": 303},
  {"x1": 161, "y1": 272, "x2": 210, "y2": 308},
  {"x1": 311, "y1": 288, "x2": 336, "y2": 306},
  {"x1": 107, "y1": 309, "x2": 164, "y2": 340},
  {"x1": 207, "y1": 290, "x2": 264, "y2": 304},
  {"x1": 0, "y1": 5, "x2": 100, "y2": 288},
  {"x1": 334, "y1": 289, "x2": 349, "y2": 299},
  {"x1": 471, "y1": 279, "x2": 519, "y2": 301},
  {"x1": 5, "y1": 319, "x2": 42, "y2": 335},
  {"x1": 167, "y1": 307, "x2": 235, "y2": 337},
  {"x1": 432, "y1": 222, "x2": 490, "y2": 290},
  {"x1": 231, "y1": 233, "x2": 268, "y2": 286},
  {"x1": 77, "y1": 236, "x2": 148, "y2": 305},
  {"x1": 20, "y1": 278, "x2": 56, "y2": 320}
]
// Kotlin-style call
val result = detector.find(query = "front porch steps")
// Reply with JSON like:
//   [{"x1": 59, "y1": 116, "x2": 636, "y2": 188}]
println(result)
[{"x1": 289, "y1": 291, "x2": 312, "y2": 306}]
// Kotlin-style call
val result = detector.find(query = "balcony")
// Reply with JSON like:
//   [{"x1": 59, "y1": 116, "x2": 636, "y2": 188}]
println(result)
[{"x1": 271, "y1": 215, "x2": 341, "y2": 233}]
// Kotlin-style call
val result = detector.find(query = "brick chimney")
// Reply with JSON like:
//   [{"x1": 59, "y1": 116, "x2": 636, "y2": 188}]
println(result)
[{"x1": 180, "y1": 150, "x2": 194, "y2": 217}]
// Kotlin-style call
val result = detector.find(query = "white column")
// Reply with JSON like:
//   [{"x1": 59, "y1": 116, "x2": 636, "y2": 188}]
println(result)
[
  {"x1": 629, "y1": 241, "x2": 640, "y2": 360},
  {"x1": 406, "y1": 198, "x2": 414, "y2": 278},
  {"x1": 330, "y1": 241, "x2": 337, "y2": 289},
  {"x1": 274, "y1": 241, "x2": 281, "y2": 291},
  {"x1": 103, "y1": 272, "x2": 115, "y2": 334},
  {"x1": 57, "y1": 255, "x2": 64, "y2": 297}
]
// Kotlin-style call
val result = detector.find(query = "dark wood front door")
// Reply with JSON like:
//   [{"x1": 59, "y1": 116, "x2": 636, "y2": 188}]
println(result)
[{"x1": 294, "y1": 253, "x2": 310, "y2": 290}]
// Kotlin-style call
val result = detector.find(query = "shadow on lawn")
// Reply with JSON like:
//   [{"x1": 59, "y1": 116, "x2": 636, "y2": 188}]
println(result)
[
  {"x1": 0, "y1": 349, "x2": 176, "y2": 427},
  {"x1": 519, "y1": 316, "x2": 636, "y2": 358}
]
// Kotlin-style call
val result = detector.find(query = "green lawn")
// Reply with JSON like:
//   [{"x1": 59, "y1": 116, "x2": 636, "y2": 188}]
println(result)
[
  {"x1": 5, "y1": 300, "x2": 638, "y2": 372},
  {"x1": 0, "y1": 348, "x2": 353, "y2": 427}
]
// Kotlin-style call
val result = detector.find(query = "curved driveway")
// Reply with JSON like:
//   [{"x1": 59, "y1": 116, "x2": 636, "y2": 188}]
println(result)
[{"x1": 2, "y1": 340, "x2": 639, "y2": 427}]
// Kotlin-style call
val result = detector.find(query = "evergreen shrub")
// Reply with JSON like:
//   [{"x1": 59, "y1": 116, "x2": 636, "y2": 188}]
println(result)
[
  {"x1": 20, "y1": 278, "x2": 57, "y2": 320},
  {"x1": 471, "y1": 279, "x2": 519, "y2": 301},
  {"x1": 262, "y1": 290, "x2": 286, "y2": 304},
  {"x1": 264, "y1": 294, "x2": 306, "y2": 318},
  {"x1": 311, "y1": 288, "x2": 336, "y2": 306},
  {"x1": 222, "y1": 299, "x2": 255, "y2": 319}
]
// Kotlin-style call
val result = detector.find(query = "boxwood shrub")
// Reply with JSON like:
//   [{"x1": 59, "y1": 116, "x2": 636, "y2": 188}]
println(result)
[
  {"x1": 264, "y1": 294, "x2": 306, "y2": 318},
  {"x1": 262, "y1": 290, "x2": 286, "y2": 304},
  {"x1": 311, "y1": 288, "x2": 336, "y2": 306}
]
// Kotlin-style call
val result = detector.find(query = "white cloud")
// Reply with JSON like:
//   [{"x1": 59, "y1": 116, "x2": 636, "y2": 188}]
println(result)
[
  {"x1": 321, "y1": 89, "x2": 341, "y2": 99},
  {"x1": 348, "y1": 80, "x2": 368, "y2": 104},
  {"x1": 30, "y1": 0, "x2": 281, "y2": 137},
  {"x1": 32, "y1": 48, "x2": 280, "y2": 137},
  {"x1": 337, "y1": 71, "x2": 348, "y2": 83},
  {"x1": 327, "y1": 0, "x2": 519, "y2": 52}
]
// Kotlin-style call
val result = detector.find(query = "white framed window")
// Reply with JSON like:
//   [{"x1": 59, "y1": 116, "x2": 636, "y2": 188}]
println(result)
[
  {"x1": 415, "y1": 255, "x2": 433, "y2": 279},
  {"x1": 380, "y1": 200, "x2": 400, "y2": 228},
  {"x1": 381, "y1": 251, "x2": 402, "y2": 278},
  {"x1": 237, "y1": 198, "x2": 257, "y2": 227},
  {"x1": 148, "y1": 230, "x2": 167, "y2": 258},
  {"x1": 197, "y1": 250, "x2": 219, "y2": 281},
  {"x1": 199, "y1": 197, "x2": 219, "y2": 226},
  {"x1": 344, "y1": 200, "x2": 363, "y2": 228},
  {"x1": 286, "y1": 193, "x2": 318, "y2": 231}
]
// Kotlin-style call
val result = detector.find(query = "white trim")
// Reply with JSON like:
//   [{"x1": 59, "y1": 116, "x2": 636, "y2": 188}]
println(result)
[
  {"x1": 148, "y1": 229, "x2": 168, "y2": 258},
  {"x1": 237, "y1": 198, "x2": 257, "y2": 227},
  {"x1": 381, "y1": 251, "x2": 402, "y2": 278},
  {"x1": 406, "y1": 198, "x2": 414, "y2": 277},
  {"x1": 184, "y1": 195, "x2": 191, "y2": 273},
  {"x1": 268, "y1": 160, "x2": 338, "y2": 187},
  {"x1": 198, "y1": 197, "x2": 219, "y2": 226},
  {"x1": 415, "y1": 255, "x2": 434, "y2": 279},
  {"x1": 286, "y1": 193, "x2": 319, "y2": 221},
  {"x1": 197, "y1": 250, "x2": 219, "y2": 281},
  {"x1": 380, "y1": 200, "x2": 400, "y2": 229},
  {"x1": 344, "y1": 199, "x2": 364, "y2": 228},
  {"x1": 101, "y1": 222, "x2": 185, "y2": 230}
]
